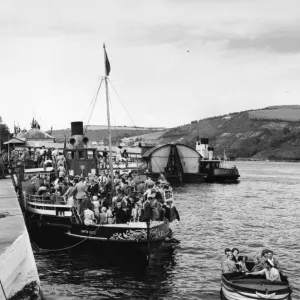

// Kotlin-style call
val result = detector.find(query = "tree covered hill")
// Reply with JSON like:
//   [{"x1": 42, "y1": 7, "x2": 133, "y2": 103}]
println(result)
[
  {"x1": 49, "y1": 125, "x2": 165, "y2": 144},
  {"x1": 158, "y1": 106, "x2": 300, "y2": 161}
]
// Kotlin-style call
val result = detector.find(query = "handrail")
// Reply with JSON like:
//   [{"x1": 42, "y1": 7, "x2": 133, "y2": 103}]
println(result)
[{"x1": 26, "y1": 193, "x2": 66, "y2": 205}]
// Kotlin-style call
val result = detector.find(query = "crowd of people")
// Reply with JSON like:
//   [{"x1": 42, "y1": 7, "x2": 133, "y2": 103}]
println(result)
[
  {"x1": 221, "y1": 247, "x2": 282, "y2": 281},
  {"x1": 23, "y1": 166, "x2": 180, "y2": 226}
]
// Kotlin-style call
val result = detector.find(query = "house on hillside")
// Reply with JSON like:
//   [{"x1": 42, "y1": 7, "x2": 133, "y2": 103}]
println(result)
[{"x1": 222, "y1": 115, "x2": 232, "y2": 120}]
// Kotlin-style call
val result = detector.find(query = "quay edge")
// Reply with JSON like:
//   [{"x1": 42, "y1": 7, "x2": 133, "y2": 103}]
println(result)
[{"x1": 0, "y1": 179, "x2": 42, "y2": 300}]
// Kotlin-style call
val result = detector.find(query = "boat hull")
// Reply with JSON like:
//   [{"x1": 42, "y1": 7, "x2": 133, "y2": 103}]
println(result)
[
  {"x1": 206, "y1": 168, "x2": 240, "y2": 182},
  {"x1": 66, "y1": 220, "x2": 171, "y2": 256},
  {"x1": 221, "y1": 273, "x2": 292, "y2": 300}
]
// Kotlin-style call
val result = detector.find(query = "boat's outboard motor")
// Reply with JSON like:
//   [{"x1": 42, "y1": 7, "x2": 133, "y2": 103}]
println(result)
[{"x1": 69, "y1": 121, "x2": 89, "y2": 148}]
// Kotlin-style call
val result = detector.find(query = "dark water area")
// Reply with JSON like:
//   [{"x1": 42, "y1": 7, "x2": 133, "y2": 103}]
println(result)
[{"x1": 34, "y1": 162, "x2": 300, "y2": 300}]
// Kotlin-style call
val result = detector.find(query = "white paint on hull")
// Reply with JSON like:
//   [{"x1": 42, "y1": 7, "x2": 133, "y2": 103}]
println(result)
[{"x1": 221, "y1": 284, "x2": 289, "y2": 300}]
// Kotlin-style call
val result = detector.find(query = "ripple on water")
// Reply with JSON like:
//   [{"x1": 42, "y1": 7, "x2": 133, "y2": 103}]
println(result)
[{"x1": 34, "y1": 162, "x2": 300, "y2": 299}]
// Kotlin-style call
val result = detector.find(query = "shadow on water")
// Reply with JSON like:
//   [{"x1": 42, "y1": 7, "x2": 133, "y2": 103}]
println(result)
[{"x1": 31, "y1": 228, "x2": 180, "y2": 299}]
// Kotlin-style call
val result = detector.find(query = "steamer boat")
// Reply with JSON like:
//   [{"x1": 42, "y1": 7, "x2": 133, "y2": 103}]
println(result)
[
  {"x1": 196, "y1": 139, "x2": 240, "y2": 182},
  {"x1": 10, "y1": 44, "x2": 178, "y2": 257}
]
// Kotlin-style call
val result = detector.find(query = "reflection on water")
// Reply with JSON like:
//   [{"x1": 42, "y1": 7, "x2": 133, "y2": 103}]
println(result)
[{"x1": 34, "y1": 162, "x2": 300, "y2": 300}]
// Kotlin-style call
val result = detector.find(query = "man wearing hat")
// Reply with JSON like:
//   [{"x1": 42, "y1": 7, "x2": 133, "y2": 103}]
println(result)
[{"x1": 74, "y1": 176, "x2": 86, "y2": 211}]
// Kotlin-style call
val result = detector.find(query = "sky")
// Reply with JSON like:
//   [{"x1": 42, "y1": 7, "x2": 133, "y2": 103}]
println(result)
[{"x1": 1, "y1": 0, "x2": 300, "y2": 132}]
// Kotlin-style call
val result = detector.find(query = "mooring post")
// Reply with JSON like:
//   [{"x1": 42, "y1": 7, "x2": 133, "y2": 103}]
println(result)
[{"x1": 146, "y1": 220, "x2": 150, "y2": 262}]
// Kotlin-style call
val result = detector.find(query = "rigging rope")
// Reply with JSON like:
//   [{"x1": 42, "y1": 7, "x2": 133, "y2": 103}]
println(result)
[
  {"x1": 82, "y1": 76, "x2": 102, "y2": 121},
  {"x1": 108, "y1": 79, "x2": 140, "y2": 137},
  {"x1": 84, "y1": 77, "x2": 104, "y2": 135}
]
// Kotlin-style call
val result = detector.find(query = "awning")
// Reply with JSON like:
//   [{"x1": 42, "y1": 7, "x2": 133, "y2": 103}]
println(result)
[{"x1": 4, "y1": 137, "x2": 26, "y2": 145}]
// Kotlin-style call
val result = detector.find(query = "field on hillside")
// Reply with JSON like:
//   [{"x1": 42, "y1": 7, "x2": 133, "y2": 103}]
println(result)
[{"x1": 249, "y1": 108, "x2": 300, "y2": 121}]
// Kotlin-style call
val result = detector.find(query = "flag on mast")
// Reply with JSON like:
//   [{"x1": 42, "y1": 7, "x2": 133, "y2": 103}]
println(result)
[{"x1": 104, "y1": 44, "x2": 111, "y2": 76}]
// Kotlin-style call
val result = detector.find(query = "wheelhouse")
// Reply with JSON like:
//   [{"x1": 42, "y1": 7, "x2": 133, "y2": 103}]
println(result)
[{"x1": 64, "y1": 148, "x2": 98, "y2": 177}]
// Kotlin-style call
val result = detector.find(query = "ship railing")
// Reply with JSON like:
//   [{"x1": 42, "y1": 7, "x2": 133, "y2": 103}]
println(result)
[{"x1": 25, "y1": 193, "x2": 67, "y2": 205}]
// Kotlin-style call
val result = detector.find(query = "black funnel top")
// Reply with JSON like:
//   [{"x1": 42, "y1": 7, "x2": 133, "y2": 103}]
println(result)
[{"x1": 71, "y1": 122, "x2": 83, "y2": 136}]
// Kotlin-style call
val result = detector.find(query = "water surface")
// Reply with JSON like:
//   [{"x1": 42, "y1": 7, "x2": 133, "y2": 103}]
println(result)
[{"x1": 35, "y1": 162, "x2": 300, "y2": 299}]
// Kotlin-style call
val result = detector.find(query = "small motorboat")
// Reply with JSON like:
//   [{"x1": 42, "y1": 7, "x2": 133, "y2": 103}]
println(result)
[{"x1": 221, "y1": 272, "x2": 292, "y2": 300}]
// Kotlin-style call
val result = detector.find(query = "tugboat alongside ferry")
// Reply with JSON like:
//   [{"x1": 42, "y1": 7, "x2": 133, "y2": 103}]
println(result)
[{"x1": 196, "y1": 139, "x2": 240, "y2": 182}]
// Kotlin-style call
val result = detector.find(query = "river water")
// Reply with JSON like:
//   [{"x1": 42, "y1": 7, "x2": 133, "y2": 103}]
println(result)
[{"x1": 34, "y1": 162, "x2": 300, "y2": 300}]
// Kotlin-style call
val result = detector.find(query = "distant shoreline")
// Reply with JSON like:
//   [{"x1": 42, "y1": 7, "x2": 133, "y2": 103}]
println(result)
[{"x1": 234, "y1": 158, "x2": 300, "y2": 162}]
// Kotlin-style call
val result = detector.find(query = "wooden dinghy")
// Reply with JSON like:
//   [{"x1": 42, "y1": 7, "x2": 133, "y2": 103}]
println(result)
[{"x1": 221, "y1": 272, "x2": 292, "y2": 300}]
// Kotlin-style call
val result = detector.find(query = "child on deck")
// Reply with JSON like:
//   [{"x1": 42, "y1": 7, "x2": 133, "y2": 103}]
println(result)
[
  {"x1": 107, "y1": 207, "x2": 114, "y2": 224},
  {"x1": 92, "y1": 195, "x2": 100, "y2": 221},
  {"x1": 99, "y1": 207, "x2": 108, "y2": 224},
  {"x1": 131, "y1": 202, "x2": 141, "y2": 222}
]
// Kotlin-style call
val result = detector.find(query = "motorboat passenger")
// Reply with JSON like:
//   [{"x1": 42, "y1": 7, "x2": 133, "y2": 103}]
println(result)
[
  {"x1": 232, "y1": 248, "x2": 248, "y2": 272},
  {"x1": 266, "y1": 250, "x2": 282, "y2": 272},
  {"x1": 222, "y1": 251, "x2": 238, "y2": 273},
  {"x1": 221, "y1": 248, "x2": 232, "y2": 271},
  {"x1": 251, "y1": 248, "x2": 269, "y2": 272},
  {"x1": 246, "y1": 259, "x2": 281, "y2": 281}
]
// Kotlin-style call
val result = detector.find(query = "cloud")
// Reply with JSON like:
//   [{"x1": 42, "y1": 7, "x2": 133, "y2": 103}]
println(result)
[{"x1": 227, "y1": 30, "x2": 300, "y2": 53}]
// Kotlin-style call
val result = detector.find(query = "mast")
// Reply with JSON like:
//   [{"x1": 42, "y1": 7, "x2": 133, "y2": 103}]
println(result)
[{"x1": 103, "y1": 43, "x2": 114, "y2": 196}]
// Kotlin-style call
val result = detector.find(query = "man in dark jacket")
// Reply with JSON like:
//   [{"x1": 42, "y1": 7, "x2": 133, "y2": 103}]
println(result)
[
  {"x1": 142, "y1": 193, "x2": 155, "y2": 222},
  {"x1": 113, "y1": 201, "x2": 128, "y2": 224}
]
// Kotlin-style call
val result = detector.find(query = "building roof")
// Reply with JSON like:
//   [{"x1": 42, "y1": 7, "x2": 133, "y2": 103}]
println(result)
[
  {"x1": 3, "y1": 137, "x2": 26, "y2": 144},
  {"x1": 18, "y1": 128, "x2": 54, "y2": 140}
]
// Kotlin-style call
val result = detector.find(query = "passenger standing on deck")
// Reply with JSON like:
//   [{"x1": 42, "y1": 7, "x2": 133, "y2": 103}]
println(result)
[
  {"x1": 113, "y1": 201, "x2": 128, "y2": 224},
  {"x1": 142, "y1": 192, "x2": 154, "y2": 222},
  {"x1": 131, "y1": 202, "x2": 141, "y2": 222},
  {"x1": 47, "y1": 147, "x2": 53, "y2": 161},
  {"x1": 56, "y1": 151, "x2": 66, "y2": 167},
  {"x1": 107, "y1": 207, "x2": 113, "y2": 224},
  {"x1": 144, "y1": 175, "x2": 154, "y2": 190},
  {"x1": 102, "y1": 148, "x2": 108, "y2": 168},
  {"x1": 92, "y1": 195, "x2": 100, "y2": 220},
  {"x1": 99, "y1": 207, "x2": 108, "y2": 224},
  {"x1": 98, "y1": 171, "x2": 107, "y2": 189},
  {"x1": 74, "y1": 177, "x2": 86, "y2": 212},
  {"x1": 34, "y1": 148, "x2": 40, "y2": 167}
]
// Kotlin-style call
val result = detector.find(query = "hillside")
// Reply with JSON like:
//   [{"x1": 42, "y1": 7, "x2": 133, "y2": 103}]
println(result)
[
  {"x1": 155, "y1": 105, "x2": 300, "y2": 161},
  {"x1": 49, "y1": 125, "x2": 165, "y2": 143}
]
